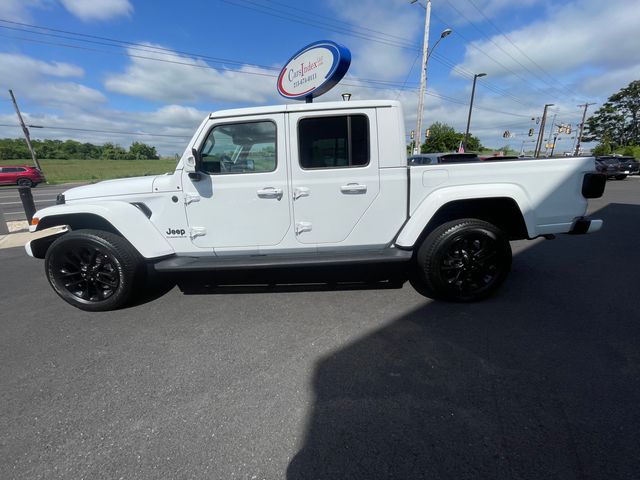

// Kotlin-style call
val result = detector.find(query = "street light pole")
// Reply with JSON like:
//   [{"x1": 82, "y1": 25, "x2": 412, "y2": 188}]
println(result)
[{"x1": 463, "y1": 72, "x2": 486, "y2": 151}]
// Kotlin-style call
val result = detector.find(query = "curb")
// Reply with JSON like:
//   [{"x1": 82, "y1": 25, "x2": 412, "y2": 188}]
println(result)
[{"x1": 0, "y1": 227, "x2": 65, "y2": 250}]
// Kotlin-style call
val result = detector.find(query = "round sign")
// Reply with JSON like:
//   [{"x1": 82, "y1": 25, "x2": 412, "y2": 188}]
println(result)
[{"x1": 277, "y1": 40, "x2": 351, "y2": 101}]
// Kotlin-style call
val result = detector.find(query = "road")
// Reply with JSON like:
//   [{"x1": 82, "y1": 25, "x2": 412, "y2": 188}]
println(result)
[
  {"x1": 0, "y1": 184, "x2": 77, "y2": 222},
  {"x1": 1, "y1": 178, "x2": 639, "y2": 479}
]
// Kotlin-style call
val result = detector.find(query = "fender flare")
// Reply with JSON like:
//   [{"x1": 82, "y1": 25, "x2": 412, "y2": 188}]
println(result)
[
  {"x1": 31, "y1": 201, "x2": 175, "y2": 259},
  {"x1": 395, "y1": 184, "x2": 534, "y2": 248}
]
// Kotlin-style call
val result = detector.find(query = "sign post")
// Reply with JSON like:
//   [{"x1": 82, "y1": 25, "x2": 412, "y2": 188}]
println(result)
[{"x1": 277, "y1": 41, "x2": 351, "y2": 102}]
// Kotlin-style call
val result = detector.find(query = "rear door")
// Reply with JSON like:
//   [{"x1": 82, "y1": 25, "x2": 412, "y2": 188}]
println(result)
[{"x1": 288, "y1": 109, "x2": 380, "y2": 244}]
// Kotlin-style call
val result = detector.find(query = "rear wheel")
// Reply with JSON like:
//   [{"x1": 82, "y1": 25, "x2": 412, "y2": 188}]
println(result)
[
  {"x1": 410, "y1": 219, "x2": 512, "y2": 302},
  {"x1": 45, "y1": 230, "x2": 143, "y2": 311},
  {"x1": 17, "y1": 178, "x2": 33, "y2": 187}
]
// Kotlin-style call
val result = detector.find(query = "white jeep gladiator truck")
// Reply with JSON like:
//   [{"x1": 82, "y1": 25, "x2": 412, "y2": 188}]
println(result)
[{"x1": 26, "y1": 100, "x2": 606, "y2": 311}]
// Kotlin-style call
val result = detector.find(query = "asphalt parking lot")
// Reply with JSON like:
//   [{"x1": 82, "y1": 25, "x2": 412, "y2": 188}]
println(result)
[{"x1": 1, "y1": 178, "x2": 639, "y2": 479}]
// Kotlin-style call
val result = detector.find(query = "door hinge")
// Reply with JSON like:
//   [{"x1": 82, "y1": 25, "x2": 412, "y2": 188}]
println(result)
[
  {"x1": 184, "y1": 193, "x2": 201, "y2": 205},
  {"x1": 293, "y1": 186, "x2": 311, "y2": 200},
  {"x1": 295, "y1": 222, "x2": 312, "y2": 235},
  {"x1": 189, "y1": 227, "x2": 207, "y2": 239}
]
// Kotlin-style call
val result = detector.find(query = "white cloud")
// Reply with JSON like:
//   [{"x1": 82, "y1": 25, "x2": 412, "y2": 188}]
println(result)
[
  {"x1": 0, "y1": 0, "x2": 45, "y2": 22},
  {"x1": 104, "y1": 44, "x2": 278, "y2": 105},
  {"x1": 60, "y1": 0, "x2": 133, "y2": 21},
  {"x1": 0, "y1": 53, "x2": 105, "y2": 110},
  {"x1": 455, "y1": 0, "x2": 640, "y2": 83},
  {"x1": 442, "y1": 0, "x2": 543, "y2": 23},
  {"x1": 327, "y1": 0, "x2": 419, "y2": 82}
]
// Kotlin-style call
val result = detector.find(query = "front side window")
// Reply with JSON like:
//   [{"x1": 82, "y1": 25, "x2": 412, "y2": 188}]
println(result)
[
  {"x1": 298, "y1": 115, "x2": 369, "y2": 169},
  {"x1": 199, "y1": 120, "x2": 276, "y2": 174}
]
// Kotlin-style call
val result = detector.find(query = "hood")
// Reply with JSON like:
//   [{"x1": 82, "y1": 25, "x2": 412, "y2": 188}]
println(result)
[{"x1": 64, "y1": 175, "x2": 157, "y2": 201}]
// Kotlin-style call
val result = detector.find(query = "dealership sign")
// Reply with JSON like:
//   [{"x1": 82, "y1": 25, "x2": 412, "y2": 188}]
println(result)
[{"x1": 277, "y1": 40, "x2": 351, "y2": 101}]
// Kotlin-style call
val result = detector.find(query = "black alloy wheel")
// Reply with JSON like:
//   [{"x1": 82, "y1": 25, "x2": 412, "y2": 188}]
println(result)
[
  {"x1": 17, "y1": 178, "x2": 33, "y2": 187},
  {"x1": 411, "y1": 219, "x2": 512, "y2": 302},
  {"x1": 45, "y1": 230, "x2": 142, "y2": 311}
]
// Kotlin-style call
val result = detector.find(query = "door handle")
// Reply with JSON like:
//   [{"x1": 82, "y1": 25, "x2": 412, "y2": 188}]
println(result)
[
  {"x1": 340, "y1": 183, "x2": 367, "y2": 194},
  {"x1": 257, "y1": 187, "x2": 283, "y2": 200}
]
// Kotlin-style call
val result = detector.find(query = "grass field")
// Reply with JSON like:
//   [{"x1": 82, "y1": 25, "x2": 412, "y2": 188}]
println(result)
[{"x1": 0, "y1": 158, "x2": 178, "y2": 184}]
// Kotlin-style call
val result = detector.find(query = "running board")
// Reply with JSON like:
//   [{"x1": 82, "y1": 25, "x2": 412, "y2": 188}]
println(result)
[{"x1": 153, "y1": 248, "x2": 412, "y2": 273}]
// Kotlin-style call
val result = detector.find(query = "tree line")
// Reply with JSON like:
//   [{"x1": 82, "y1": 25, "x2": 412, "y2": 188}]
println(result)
[{"x1": 0, "y1": 138, "x2": 159, "y2": 160}]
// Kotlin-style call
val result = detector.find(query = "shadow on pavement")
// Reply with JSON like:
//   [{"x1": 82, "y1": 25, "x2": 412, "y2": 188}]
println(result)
[{"x1": 287, "y1": 203, "x2": 640, "y2": 480}]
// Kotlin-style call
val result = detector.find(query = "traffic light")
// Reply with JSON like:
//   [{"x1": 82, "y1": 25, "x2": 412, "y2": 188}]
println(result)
[
  {"x1": 528, "y1": 128, "x2": 534, "y2": 136},
  {"x1": 410, "y1": 130, "x2": 414, "y2": 140},
  {"x1": 425, "y1": 128, "x2": 431, "y2": 139}
]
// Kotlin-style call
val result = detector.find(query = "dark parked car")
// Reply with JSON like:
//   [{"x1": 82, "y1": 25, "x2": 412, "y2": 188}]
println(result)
[
  {"x1": 595, "y1": 156, "x2": 638, "y2": 180},
  {"x1": 0, "y1": 165, "x2": 45, "y2": 187},
  {"x1": 611, "y1": 156, "x2": 639, "y2": 176},
  {"x1": 408, "y1": 152, "x2": 480, "y2": 165}
]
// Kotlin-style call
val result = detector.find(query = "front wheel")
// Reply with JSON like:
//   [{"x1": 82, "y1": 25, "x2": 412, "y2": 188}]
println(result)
[
  {"x1": 614, "y1": 174, "x2": 627, "y2": 180},
  {"x1": 45, "y1": 230, "x2": 143, "y2": 311},
  {"x1": 410, "y1": 219, "x2": 512, "y2": 302},
  {"x1": 17, "y1": 178, "x2": 33, "y2": 187}
]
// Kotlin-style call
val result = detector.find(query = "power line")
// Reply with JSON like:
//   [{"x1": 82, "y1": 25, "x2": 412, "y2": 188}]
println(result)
[
  {"x1": 219, "y1": 0, "x2": 418, "y2": 50},
  {"x1": 261, "y1": 0, "x2": 415, "y2": 45},
  {"x1": 433, "y1": 4, "x2": 570, "y2": 103},
  {"x1": 0, "y1": 15, "x2": 542, "y2": 111},
  {"x1": 0, "y1": 18, "x2": 280, "y2": 71},
  {"x1": 462, "y1": 0, "x2": 577, "y2": 99},
  {"x1": 0, "y1": 123, "x2": 191, "y2": 139},
  {"x1": 220, "y1": 1, "x2": 541, "y2": 109}
]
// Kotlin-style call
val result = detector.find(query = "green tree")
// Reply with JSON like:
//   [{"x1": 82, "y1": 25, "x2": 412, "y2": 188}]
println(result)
[
  {"x1": 421, "y1": 122, "x2": 483, "y2": 153},
  {"x1": 129, "y1": 141, "x2": 159, "y2": 160},
  {"x1": 584, "y1": 79, "x2": 640, "y2": 148},
  {"x1": 101, "y1": 142, "x2": 128, "y2": 160}
]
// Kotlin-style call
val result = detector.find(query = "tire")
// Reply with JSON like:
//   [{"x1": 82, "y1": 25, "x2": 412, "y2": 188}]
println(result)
[
  {"x1": 410, "y1": 219, "x2": 512, "y2": 302},
  {"x1": 45, "y1": 229, "x2": 143, "y2": 311},
  {"x1": 614, "y1": 174, "x2": 627, "y2": 180},
  {"x1": 17, "y1": 178, "x2": 33, "y2": 187}
]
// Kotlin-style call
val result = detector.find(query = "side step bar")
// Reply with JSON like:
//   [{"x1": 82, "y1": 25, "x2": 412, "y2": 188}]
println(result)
[{"x1": 154, "y1": 248, "x2": 413, "y2": 273}]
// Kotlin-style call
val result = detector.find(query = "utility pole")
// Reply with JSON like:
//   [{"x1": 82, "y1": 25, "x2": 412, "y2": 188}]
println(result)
[
  {"x1": 413, "y1": 0, "x2": 431, "y2": 155},
  {"x1": 574, "y1": 102, "x2": 596, "y2": 156},
  {"x1": 535, "y1": 103, "x2": 554, "y2": 158},
  {"x1": 9, "y1": 89, "x2": 43, "y2": 172},
  {"x1": 543, "y1": 113, "x2": 557, "y2": 156}
]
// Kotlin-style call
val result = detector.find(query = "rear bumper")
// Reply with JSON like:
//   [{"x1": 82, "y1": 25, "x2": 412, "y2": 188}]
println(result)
[{"x1": 567, "y1": 217, "x2": 603, "y2": 235}]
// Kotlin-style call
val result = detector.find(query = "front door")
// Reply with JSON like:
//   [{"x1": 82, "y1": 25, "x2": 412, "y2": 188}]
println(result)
[
  {"x1": 183, "y1": 114, "x2": 291, "y2": 251},
  {"x1": 288, "y1": 109, "x2": 380, "y2": 244}
]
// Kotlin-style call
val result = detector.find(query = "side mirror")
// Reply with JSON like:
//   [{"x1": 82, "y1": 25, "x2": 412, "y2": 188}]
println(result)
[{"x1": 186, "y1": 147, "x2": 201, "y2": 181}]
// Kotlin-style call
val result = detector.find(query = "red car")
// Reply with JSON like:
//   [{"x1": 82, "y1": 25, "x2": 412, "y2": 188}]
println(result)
[{"x1": 0, "y1": 165, "x2": 45, "y2": 187}]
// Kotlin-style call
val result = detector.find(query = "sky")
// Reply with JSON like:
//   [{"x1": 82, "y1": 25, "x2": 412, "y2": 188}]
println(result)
[{"x1": 0, "y1": 0, "x2": 639, "y2": 156}]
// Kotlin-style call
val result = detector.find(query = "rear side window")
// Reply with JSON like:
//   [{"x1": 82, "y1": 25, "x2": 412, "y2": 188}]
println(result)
[{"x1": 298, "y1": 115, "x2": 369, "y2": 169}]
